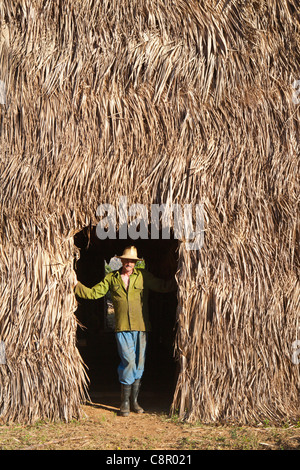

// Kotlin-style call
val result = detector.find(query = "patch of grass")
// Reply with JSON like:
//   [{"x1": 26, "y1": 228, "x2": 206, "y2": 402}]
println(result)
[{"x1": 0, "y1": 407, "x2": 300, "y2": 450}]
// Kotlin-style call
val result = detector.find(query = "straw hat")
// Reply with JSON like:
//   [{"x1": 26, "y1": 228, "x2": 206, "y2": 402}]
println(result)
[{"x1": 116, "y1": 246, "x2": 142, "y2": 261}]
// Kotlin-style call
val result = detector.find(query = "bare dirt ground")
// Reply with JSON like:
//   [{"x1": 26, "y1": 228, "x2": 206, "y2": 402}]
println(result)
[{"x1": 0, "y1": 391, "x2": 300, "y2": 451}]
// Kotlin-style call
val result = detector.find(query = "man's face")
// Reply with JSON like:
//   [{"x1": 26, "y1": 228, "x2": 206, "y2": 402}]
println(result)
[{"x1": 121, "y1": 258, "x2": 136, "y2": 272}]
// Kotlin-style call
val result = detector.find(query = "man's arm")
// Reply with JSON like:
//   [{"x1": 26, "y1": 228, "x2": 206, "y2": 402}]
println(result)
[
  {"x1": 143, "y1": 270, "x2": 177, "y2": 293},
  {"x1": 74, "y1": 274, "x2": 111, "y2": 300}
]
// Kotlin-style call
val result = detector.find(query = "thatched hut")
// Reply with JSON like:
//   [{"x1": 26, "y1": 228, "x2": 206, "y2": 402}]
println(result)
[{"x1": 0, "y1": 0, "x2": 299, "y2": 424}]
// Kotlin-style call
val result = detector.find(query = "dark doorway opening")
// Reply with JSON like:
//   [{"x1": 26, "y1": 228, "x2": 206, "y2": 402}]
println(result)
[{"x1": 74, "y1": 226, "x2": 178, "y2": 413}]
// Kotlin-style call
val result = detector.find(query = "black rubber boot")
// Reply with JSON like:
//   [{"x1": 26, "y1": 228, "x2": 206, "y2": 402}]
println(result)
[
  {"x1": 120, "y1": 384, "x2": 131, "y2": 417},
  {"x1": 131, "y1": 379, "x2": 144, "y2": 414}
]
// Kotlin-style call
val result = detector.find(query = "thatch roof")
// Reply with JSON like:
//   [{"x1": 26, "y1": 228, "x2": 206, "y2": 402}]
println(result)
[{"x1": 0, "y1": 0, "x2": 299, "y2": 424}]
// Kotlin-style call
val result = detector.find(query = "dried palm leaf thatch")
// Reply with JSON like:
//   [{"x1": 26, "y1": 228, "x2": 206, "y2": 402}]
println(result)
[{"x1": 0, "y1": 0, "x2": 299, "y2": 423}]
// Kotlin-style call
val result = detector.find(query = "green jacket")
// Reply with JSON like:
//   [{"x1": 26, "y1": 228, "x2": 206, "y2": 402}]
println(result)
[{"x1": 75, "y1": 268, "x2": 176, "y2": 332}]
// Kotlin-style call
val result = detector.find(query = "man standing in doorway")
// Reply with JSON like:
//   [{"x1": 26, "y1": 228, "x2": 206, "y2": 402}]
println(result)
[{"x1": 73, "y1": 246, "x2": 176, "y2": 417}]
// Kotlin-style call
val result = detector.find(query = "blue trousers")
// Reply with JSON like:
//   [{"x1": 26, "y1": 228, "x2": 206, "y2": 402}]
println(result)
[{"x1": 115, "y1": 331, "x2": 148, "y2": 385}]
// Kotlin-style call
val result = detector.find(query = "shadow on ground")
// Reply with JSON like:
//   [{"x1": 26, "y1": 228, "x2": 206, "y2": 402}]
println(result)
[{"x1": 86, "y1": 389, "x2": 173, "y2": 416}]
